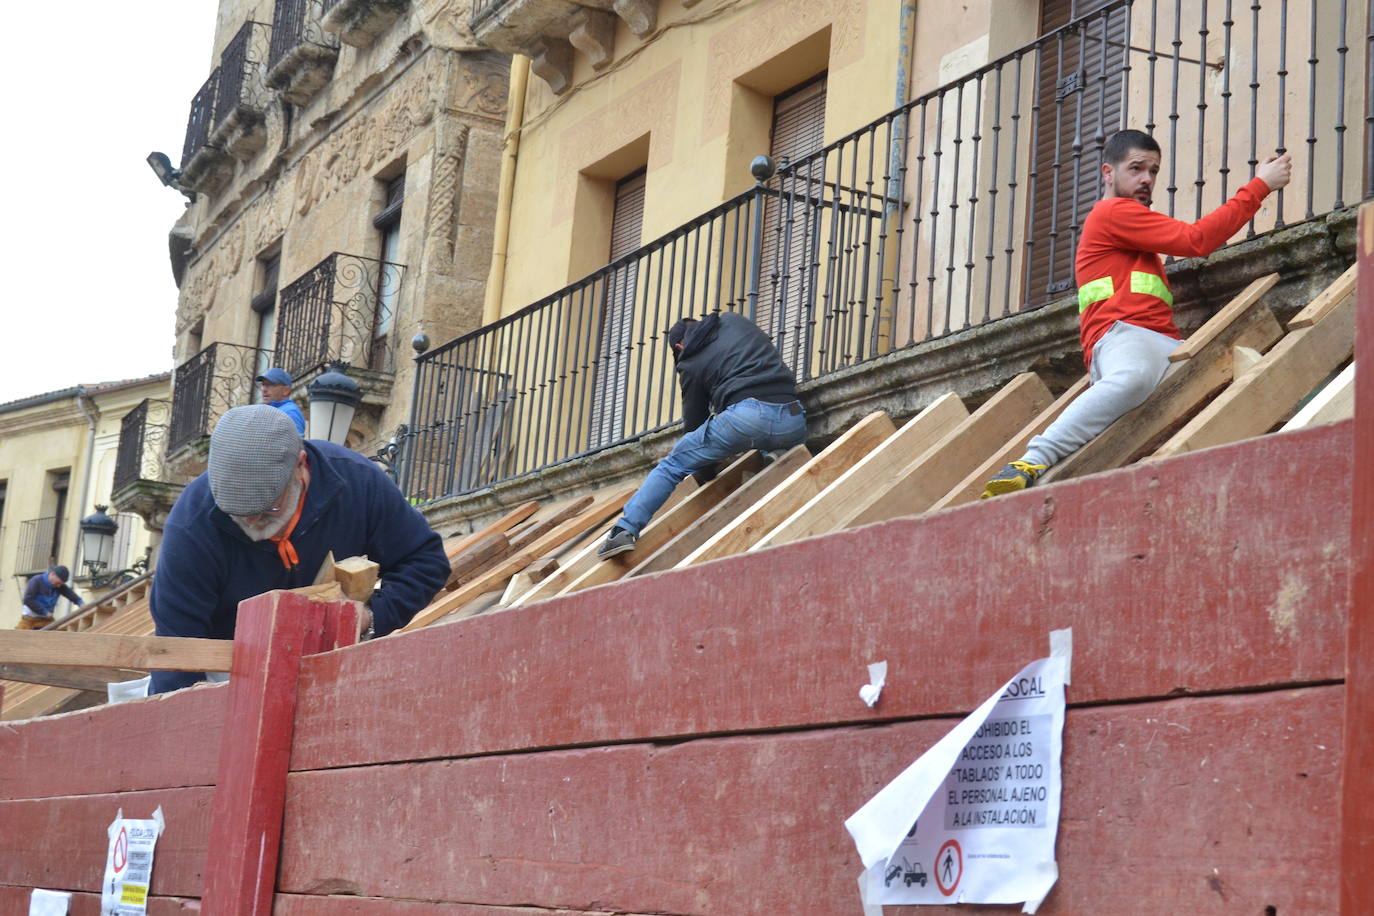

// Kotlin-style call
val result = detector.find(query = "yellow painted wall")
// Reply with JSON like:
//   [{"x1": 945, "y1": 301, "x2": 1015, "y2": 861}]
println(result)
[
  {"x1": 0, "y1": 378, "x2": 168, "y2": 628},
  {"x1": 498, "y1": 0, "x2": 907, "y2": 313}
]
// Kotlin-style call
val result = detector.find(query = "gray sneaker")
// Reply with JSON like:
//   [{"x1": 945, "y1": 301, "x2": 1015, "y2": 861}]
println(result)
[{"x1": 597, "y1": 526, "x2": 637, "y2": 558}]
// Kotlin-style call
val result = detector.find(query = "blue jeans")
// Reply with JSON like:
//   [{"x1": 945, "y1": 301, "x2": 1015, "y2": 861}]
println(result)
[{"x1": 618, "y1": 398, "x2": 807, "y2": 535}]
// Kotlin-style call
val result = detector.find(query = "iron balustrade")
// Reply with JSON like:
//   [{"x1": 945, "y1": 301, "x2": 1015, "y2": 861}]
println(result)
[
  {"x1": 181, "y1": 70, "x2": 220, "y2": 167},
  {"x1": 275, "y1": 252, "x2": 407, "y2": 381},
  {"x1": 15, "y1": 517, "x2": 58, "y2": 577},
  {"x1": 168, "y1": 343, "x2": 272, "y2": 453},
  {"x1": 215, "y1": 21, "x2": 273, "y2": 128},
  {"x1": 268, "y1": 0, "x2": 339, "y2": 74},
  {"x1": 113, "y1": 399, "x2": 172, "y2": 493},
  {"x1": 409, "y1": 0, "x2": 1374, "y2": 503}
]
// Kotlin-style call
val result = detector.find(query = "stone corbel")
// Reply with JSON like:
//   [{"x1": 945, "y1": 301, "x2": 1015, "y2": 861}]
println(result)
[
  {"x1": 322, "y1": 0, "x2": 411, "y2": 49},
  {"x1": 181, "y1": 146, "x2": 235, "y2": 196},
  {"x1": 569, "y1": 8, "x2": 616, "y2": 70},
  {"x1": 266, "y1": 42, "x2": 340, "y2": 106},
  {"x1": 212, "y1": 107, "x2": 269, "y2": 161},
  {"x1": 612, "y1": 0, "x2": 656, "y2": 37},
  {"x1": 681, "y1": 0, "x2": 705, "y2": 7},
  {"x1": 529, "y1": 37, "x2": 575, "y2": 94}
]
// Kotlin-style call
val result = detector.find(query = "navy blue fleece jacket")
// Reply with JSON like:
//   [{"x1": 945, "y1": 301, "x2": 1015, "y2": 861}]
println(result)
[{"x1": 149, "y1": 440, "x2": 449, "y2": 693}]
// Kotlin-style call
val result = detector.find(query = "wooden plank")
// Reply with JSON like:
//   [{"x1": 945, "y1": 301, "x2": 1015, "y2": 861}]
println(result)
[
  {"x1": 1231, "y1": 344, "x2": 1263, "y2": 376},
  {"x1": 1152, "y1": 286, "x2": 1355, "y2": 459},
  {"x1": 675, "y1": 412, "x2": 897, "y2": 568},
  {"x1": 832, "y1": 373, "x2": 1055, "y2": 528},
  {"x1": 1284, "y1": 362, "x2": 1355, "y2": 430},
  {"x1": 1289, "y1": 260, "x2": 1356, "y2": 329},
  {"x1": 506, "y1": 495, "x2": 595, "y2": 552},
  {"x1": 1042, "y1": 298, "x2": 1285, "y2": 483},
  {"x1": 1167, "y1": 272, "x2": 1279, "y2": 361},
  {"x1": 753, "y1": 394, "x2": 969, "y2": 549},
  {"x1": 293, "y1": 420, "x2": 1350, "y2": 772},
  {"x1": 399, "y1": 486, "x2": 636, "y2": 632},
  {"x1": 0, "y1": 663, "x2": 143, "y2": 691},
  {"x1": 0, "y1": 631, "x2": 234, "y2": 673},
  {"x1": 443, "y1": 501, "x2": 539, "y2": 560},
  {"x1": 444, "y1": 533, "x2": 510, "y2": 589},
  {"x1": 551, "y1": 451, "x2": 768, "y2": 599},
  {"x1": 1343, "y1": 200, "x2": 1374, "y2": 916},
  {"x1": 279, "y1": 689, "x2": 1339, "y2": 915},
  {"x1": 628, "y1": 445, "x2": 813, "y2": 577},
  {"x1": 928, "y1": 374, "x2": 1091, "y2": 512},
  {"x1": 508, "y1": 477, "x2": 708, "y2": 607}
]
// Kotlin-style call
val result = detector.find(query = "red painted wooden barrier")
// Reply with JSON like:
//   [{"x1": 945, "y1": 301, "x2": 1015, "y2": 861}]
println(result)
[{"x1": 1342, "y1": 199, "x2": 1374, "y2": 914}]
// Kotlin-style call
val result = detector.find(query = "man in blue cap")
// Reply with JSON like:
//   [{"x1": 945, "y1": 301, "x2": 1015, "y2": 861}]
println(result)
[
  {"x1": 15, "y1": 566, "x2": 83, "y2": 630},
  {"x1": 149, "y1": 405, "x2": 450, "y2": 693},
  {"x1": 255, "y1": 367, "x2": 306, "y2": 434}
]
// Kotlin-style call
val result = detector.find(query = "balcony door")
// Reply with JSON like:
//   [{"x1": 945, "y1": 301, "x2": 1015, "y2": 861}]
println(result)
[
  {"x1": 757, "y1": 74, "x2": 827, "y2": 376},
  {"x1": 589, "y1": 170, "x2": 646, "y2": 450},
  {"x1": 1025, "y1": 0, "x2": 1127, "y2": 306}
]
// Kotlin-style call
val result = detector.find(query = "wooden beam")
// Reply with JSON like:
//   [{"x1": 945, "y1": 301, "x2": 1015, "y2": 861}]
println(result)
[
  {"x1": 333, "y1": 556, "x2": 380, "y2": 602},
  {"x1": 1152, "y1": 285, "x2": 1355, "y2": 460},
  {"x1": 0, "y1": 630, "x2": 234, "y2": 672},
  {"x1": 445, "y1": 533, "x2": 511, "y2": 589},
  {"x1": 1289, "y1": 261, "x2": 1356, "y2": 329},
  {"x1": 676, "y1": 411, "x2": 897, "y2": 568},
  {"x1": 0, "y1": 663, "x2": 144, "y2": 691},
  {"x1": 506, "y1": 495, "x2": 596, "y2": 551},
  {"x1": 1283, "y1": 362, "x2": 1355, "y2": 430},
  {"x1": 753, "y1": 394, "x2": 970, "y2": 549},
  {"x1": 1231, "y1": 345, "x2": 1263, "y2": 376},
  {"x1": 838, "y1": 373, "x2": 1055, "y2": 528},
  {"x1": 629, "y1": 445, "x2": 813, "y2": 577},
  {"x1": 443, "y1": 501, "x2": 539, "y2": 560},
  {"x1": 928, "y1": 374, "x2": 1091, "y2": 512},
  {"x1": 1042, "y1": 297, "x2": 1285, "y2": 483},
  {"x1": 399, "y1": 485, "x2": 636, "y2": 631},
  {"x1": 1168, "y1": 273, "x2": 1279, "y2": 362},
  {"x1": 551, "y1": 451, "x2": 768, "y2": 599}
]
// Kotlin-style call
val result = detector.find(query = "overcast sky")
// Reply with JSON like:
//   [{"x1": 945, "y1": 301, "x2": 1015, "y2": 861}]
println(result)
[{"x1": 0, "y1": 4, "x2": 219, "y2": 405}]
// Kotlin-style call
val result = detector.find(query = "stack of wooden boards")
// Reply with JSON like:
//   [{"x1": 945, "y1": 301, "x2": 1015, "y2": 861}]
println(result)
[{"x1": 1, "y1": 263, "x2": 1355, "y2": 719}]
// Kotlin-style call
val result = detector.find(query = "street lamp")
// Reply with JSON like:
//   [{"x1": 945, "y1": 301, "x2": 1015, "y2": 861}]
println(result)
[
  {"x1": 307, "y1": 361, "x2": 362, "y2": 445},
  {"x1": 79, "y1": 506, "x2": 118, "y2": 580}
]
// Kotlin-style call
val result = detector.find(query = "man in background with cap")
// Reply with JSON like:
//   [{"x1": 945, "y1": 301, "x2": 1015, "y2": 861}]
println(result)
[
  {"x1": 15, "y1": 566, "x2": 83, "y2": 630},
  {"x1": 256, "y1": 367, "x2": 306, "y2": 434},
  {"x1": 148, "y1": 404, "x2": 449, "y2": 693},
  {"x1": 598, "y1": 311, "x2": 806, "y2": 558}
]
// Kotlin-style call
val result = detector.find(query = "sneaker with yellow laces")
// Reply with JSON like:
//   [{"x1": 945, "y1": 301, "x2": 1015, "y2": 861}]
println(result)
[{"x1": 980, "y1": 460, "x2": 1047, "y2": 499}]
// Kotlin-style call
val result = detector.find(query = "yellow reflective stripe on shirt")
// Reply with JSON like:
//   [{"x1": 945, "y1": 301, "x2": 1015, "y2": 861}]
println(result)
[
  {"x1": 1077, "y1": 277, "x2": 1114, "y2": 313},
  {"x1": 1129, "y1": 269, "x2": 1174, "y2": 306},
  {"x1": 1077, "y1": 270, "x2": 1173, "y2": 313}
]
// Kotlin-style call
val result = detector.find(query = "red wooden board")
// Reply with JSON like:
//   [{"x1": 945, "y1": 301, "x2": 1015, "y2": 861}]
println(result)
[
  {"x1": 292, "y1": 422, "x2": 1351, "y2": 771},
  {"x1": 274, "y1": 896, "x2": 599, "y2": 914},
  {"x1": 0, "y1": 886, "x2": 199, "y2": 915},
  {"x1": 0, "y1": 786, "x2": 211, "y2": 897},
  {"x1": 278, "y1": 686, "x2": 1340, "y2": 915},
  {"x1": 0, "y1": 683, "x2": 226, "y2": 801}
]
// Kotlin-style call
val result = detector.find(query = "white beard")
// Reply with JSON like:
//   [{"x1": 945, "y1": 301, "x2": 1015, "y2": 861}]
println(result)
[{"x1": 233, "y1": 475, "x2": 303, "y2": 541}]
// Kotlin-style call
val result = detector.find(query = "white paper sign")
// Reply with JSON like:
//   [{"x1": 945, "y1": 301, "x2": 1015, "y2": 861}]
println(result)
[
  {"x1": 101, "y1": 807, "x2": 165, "y2": 916},
  {"x1": 846, "y1": 631, "x2": 1071, "y2": 913},
  {"x1": 28, "y1": 889, "x2": 71, "y2": 916}
]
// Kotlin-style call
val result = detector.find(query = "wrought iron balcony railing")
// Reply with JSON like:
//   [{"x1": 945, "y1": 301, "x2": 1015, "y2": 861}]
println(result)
[
  {"x1": 168, "y1": 342, "x2": 272, "y2": 454},
  {"x1": 16, "y1": 516, "x2": 59, "y2": 578},
  {"x1": 267, "y1": 0, "x2": 340, "y2": 97},
  {"x1": 275, "y1": 252, "x2": 406, "y2": 382},
  {"x1": 113, "y1": 399, "x2": 172, "y2": 493},
  {"x1": 214, "y1": 20, "x2": 272, "y2": 128},
  {"x1": 181, "y1": 70, "x2": 220, "y2": 167},
  {"x1": 408, "y1": 0, "x2": 1374, "y2": 503}
]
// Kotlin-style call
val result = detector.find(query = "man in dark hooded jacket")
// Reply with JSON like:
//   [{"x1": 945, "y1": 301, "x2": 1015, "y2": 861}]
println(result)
[{"x1": 598, "y1": 311, "x2": 807, "y2": 557}]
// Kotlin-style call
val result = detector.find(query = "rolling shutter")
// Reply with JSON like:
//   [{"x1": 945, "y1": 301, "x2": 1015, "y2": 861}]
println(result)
[{"x1": 589, "y1": 170, "x2": 646, "y2": 449}]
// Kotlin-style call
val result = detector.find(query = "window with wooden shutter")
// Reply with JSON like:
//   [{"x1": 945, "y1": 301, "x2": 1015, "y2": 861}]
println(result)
[
  {"x1": 758, "y1": 74, "x2": 826, "y2": 375},
  {"x1": 1025, "y1": 0, "x2": 1126, "y2": 306},
  {"x1": 589, "y1": 170, "x2": 646, "y2": 449}
]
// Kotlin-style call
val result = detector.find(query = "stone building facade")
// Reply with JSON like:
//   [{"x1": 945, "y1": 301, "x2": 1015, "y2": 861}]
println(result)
[
  {"x1": 116, "y1": 0, "x2": 509, "y2": 531},
  {"x1": 0, "y1": 376, "x2": 168, "y2": 627}
]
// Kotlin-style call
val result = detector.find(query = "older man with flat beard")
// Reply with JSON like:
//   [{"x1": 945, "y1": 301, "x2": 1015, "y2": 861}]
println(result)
[{"x1": 148, "y1": 405, "x2": 449, "y2": 693}]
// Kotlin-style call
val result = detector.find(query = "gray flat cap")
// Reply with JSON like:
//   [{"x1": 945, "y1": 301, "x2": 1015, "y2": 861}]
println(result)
[{"x1": 208, "y1": 405, "x2": 304, "y2": 516}]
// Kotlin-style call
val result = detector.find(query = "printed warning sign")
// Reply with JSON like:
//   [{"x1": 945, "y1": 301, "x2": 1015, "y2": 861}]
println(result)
[
  {"x1": 100, "y1": 808, "x2": 164, "y2": 916},
  {"x1": 845, "y1": 630, "x2": 1071, "y2": 914}
]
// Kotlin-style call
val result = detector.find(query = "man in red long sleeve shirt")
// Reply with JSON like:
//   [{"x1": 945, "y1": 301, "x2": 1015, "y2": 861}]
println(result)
[{"x1": 981, "y1": 129, "x2": 1292, "y2": 497}]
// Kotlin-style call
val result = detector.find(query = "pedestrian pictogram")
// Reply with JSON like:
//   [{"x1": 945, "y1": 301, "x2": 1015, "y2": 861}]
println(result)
[{"x1": 935, "y1": 838, "x2": 962, "y2": 896}]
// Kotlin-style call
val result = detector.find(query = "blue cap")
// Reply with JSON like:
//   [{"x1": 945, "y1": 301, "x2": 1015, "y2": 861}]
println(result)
[{"x1": 255, "y1": 367, "x2": 293, "y2": 386}]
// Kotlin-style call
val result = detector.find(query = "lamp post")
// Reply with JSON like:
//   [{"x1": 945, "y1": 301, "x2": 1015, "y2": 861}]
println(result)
[
  {"x1": 79, "y1": 506, "x2": 118, "y2": 581},
  {"x1": 307, "y1": 361, "x2": 362, "y2": 445}
]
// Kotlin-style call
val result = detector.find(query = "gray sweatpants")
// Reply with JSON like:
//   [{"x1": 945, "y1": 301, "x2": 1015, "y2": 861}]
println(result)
[{"x1": 1022, "y1": 320, "x2": 1181, "y2": 468}]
